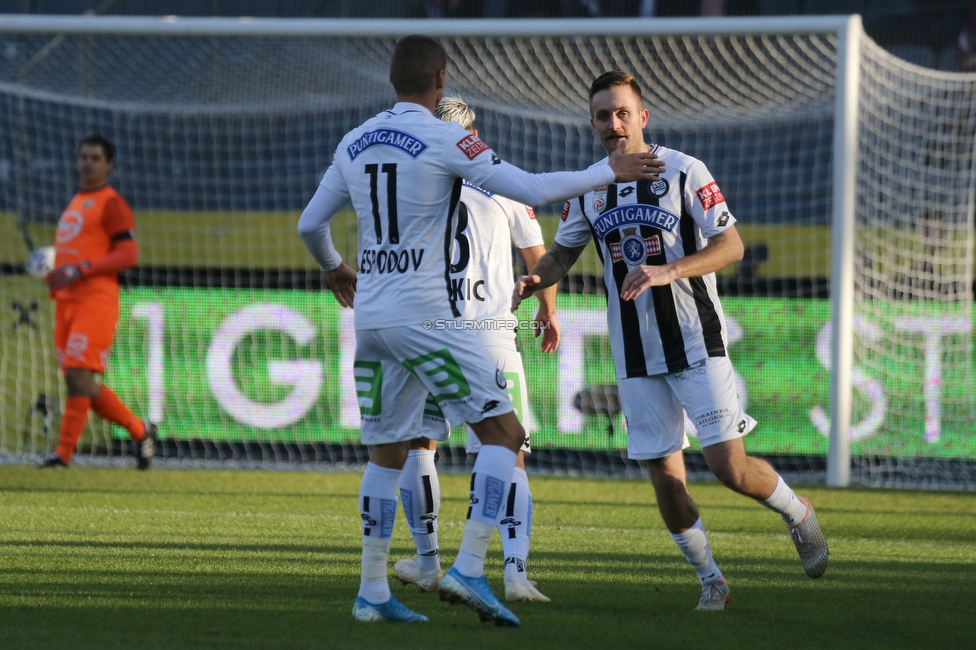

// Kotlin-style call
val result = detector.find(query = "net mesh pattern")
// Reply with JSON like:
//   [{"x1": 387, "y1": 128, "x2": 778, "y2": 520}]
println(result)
[{"x1": 0, "y1": 25, "x2": 972, "y2": 486}]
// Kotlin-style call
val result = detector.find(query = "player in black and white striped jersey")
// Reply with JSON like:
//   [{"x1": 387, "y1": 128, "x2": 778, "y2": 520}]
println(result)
[{"x1": 513, "y1": 71, "x2": 829, "y2": 612}]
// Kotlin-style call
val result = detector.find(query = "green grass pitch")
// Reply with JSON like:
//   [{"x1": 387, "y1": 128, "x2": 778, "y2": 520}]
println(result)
[{"x1": 1, "y1": 467, "x2": 975, "y2": 650}]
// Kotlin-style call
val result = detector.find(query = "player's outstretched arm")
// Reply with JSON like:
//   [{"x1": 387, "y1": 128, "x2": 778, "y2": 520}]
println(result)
[
  {"x1": 481, "y1": 149, "x2": 664, "y2": 208},
  {"x1": 520, "y1": 244, "x2": 560, "y2": 352},
  {"x1": 512, "y1": 242, "x2": 585, "y2": 312},
  {"x1": 619, "y1": 225, "x2": 745, "y2": 301}
]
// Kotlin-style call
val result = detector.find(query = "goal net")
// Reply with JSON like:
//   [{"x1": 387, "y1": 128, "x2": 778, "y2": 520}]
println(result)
[{"x1": 0, "y1": 17, "x2": 973, "y2": 487}]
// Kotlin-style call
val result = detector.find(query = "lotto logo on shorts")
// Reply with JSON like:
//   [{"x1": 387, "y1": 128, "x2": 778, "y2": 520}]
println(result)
[
  {"x1": 65, "y1": 333, "x2": 89, "y2": 359},
  {"x1": 456, "y1": 134, "x2": 489, "y2": 160},
  {"x1": 695, "y1": 182, "x2": 725, "y2": 210}
]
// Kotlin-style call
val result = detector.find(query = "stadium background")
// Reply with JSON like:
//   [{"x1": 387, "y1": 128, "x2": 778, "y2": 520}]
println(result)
[{"x1": 0, "y1": 1, "x2": 973, "y2": 479}]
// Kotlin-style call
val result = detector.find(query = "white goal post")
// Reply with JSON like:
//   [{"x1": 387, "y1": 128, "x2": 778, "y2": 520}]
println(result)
[{"x1": 1, "y1": 15, "x2": 973, "y2": 488}]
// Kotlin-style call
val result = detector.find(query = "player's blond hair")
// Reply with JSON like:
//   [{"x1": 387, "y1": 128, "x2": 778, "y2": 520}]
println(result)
[{"x1": 435, "y1": 95, "x2": 476, "y2": 131}]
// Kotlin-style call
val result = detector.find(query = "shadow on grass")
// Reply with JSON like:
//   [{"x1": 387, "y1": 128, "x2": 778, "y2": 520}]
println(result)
[{"x1": 2, "y1": 558, "x2": 974, "y2": 650}]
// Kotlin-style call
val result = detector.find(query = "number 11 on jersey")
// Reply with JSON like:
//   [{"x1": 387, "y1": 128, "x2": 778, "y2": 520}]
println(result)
[{"x1": 365, "y1": 163, "x2": 399, "y2": 244}]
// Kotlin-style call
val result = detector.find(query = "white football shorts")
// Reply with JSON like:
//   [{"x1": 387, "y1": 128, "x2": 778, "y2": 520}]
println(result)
[
  {"x1": 620, "y1": 356, "x2": 756, "y2": 460},
  {"x1": 419, "y1": 329, "x2": 532, "y2": 454},
  {"x1": 464, "y1": 330, "x2": 531, "y2": 455},
  {"x1": 355, "y1": 324, "x2": 514, "y2": 446}
]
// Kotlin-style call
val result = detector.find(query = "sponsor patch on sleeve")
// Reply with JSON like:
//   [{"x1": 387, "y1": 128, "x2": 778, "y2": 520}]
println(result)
[
  {"x1": 525, "y1": 205, "x2": 536, "y2": 219},
  {"x1": 695, "y1": 182, "x2": 725, "y2": 210},
  {"x1": 561, "y1": 201, "x2": 571, "y2": 222},
  {"x1": 456, "y1": 134, "x2": 490, "y2": 160}
]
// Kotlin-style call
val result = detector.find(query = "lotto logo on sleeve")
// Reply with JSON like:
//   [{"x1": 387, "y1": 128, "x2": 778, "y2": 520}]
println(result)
[
  {"x1": 561, "y1": 201, "x2": 571, "y2": 221},
  {"x1": 456, "y1": 134, "x2": 490, "y2": 160},
  {"x1": 695, "y1": 182, "x2": 725, "y2": 210},
  {"x1": 525, "y1": 205, "x2": 536, "y2": 219}
]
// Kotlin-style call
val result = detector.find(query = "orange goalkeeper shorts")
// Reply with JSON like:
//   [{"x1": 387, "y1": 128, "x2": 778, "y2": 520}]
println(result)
[{"x1": 54, "y1": 299, "x2": 119, "y2": 373}]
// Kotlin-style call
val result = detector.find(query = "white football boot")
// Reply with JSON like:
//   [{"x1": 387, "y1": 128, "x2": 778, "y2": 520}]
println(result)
[
  {"x1": 394, "y1": 556, "x2": 443, "y2": 592},
  {"x1": 695, "y1": 578, "x2": 730, "y2": 611}
]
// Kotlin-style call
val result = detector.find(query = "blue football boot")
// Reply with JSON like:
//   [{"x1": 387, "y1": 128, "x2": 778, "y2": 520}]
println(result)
[{"x1": 438, "y1": 566, "x2": 520, "y2": 627}]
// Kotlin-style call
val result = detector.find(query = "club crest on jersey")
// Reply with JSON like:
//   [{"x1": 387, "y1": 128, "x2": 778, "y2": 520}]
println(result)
[
  {"x1": 456, "y1": 134, "x2": 490, "y2": 160},
  {"x1": 593, "y1": 204, "x2": 679, "y2": 236},
  {"x1": 56, "y1": 210, "x2": 84, "y2": 243},
  {"x1": 609, "y1": 227, "x2": 660, "y2": 265},
  {"x1": 347, "y1": 128, "x2": 428, "y2": 161},
  {"x1": 695, "y1": 182, "x2": 725, "y2": 210},
  {"x1": 593, "y1": 186, "x2": 608, "y2": 213},
  {"x1": 649, "y1": 179, "x2": 669, "y2": 197}
]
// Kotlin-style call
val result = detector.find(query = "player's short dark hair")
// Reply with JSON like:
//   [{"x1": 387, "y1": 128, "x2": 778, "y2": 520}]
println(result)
[
  {"x1": 589, "y1": 71, "x2": 643, "y2": 102},
  {"x1": 390, "y1": 35, "x2": 447, "y2": 96},
  {"x1": 78, "y1": 135, "x2": 115, "y2": 162}
]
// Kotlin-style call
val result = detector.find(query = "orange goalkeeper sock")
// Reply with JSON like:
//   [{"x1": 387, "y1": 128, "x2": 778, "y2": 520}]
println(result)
[
  {"x1": 92, "y1": 386, "x2": 145, "y2": 441},
  {"x1": 54, "y1": 396, "x2": 92, "y2": 465}
]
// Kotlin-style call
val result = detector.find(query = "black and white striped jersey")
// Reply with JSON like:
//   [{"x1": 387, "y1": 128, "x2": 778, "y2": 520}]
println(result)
[{"x1": 554, "y1": 145, "x2": 734, "y2": 379}]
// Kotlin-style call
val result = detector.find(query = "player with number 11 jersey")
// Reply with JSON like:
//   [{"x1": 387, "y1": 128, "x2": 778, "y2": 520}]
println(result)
[{"x1": 297, "y1": 37, "x2": 664, "y2": 626}]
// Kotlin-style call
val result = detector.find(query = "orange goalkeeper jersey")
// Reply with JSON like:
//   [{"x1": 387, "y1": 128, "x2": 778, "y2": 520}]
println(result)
[{"x1": 53, "y1": 185, "x2": 136, "y2": 304}]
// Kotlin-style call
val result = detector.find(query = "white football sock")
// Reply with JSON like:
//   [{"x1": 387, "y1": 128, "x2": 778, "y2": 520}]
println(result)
[
  {"x1": 499, "y1": 466, "x2": 533, "y2": 583},
  {"x1": 357, "y1": 462, "x2": 401, "y2": 603},
  {"x1": 399, "y1": 449, "x2": 441, "y2": 575},
  {"x1": 454, "y1": 445, "x2": 517, "y2": 578},
  {"x1": 759, "y1": 474, "x2": 808, "y2": 527},
  {"x1": 670, "y1": 518, "x2": 723, "y2": 584}
]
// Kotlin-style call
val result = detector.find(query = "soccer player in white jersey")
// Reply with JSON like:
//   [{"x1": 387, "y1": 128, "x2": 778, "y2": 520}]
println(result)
[
  {"x1": 297, "y1": 40, "x2": 663, "y2": 627},
  {"x1": 393, "y1": 96, "x2": 557, "y2": 604},
  {"x1": 513, "y1": 71, "x2": 829, "y2": 612}
]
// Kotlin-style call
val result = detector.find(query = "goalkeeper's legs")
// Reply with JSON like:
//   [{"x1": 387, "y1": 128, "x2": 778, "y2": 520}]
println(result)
[
  {"x1": 396, "y1": 439, "x2": 443, "y2": 591},
  {"x1": 91, "y1": 385, "x2": 146, "y2": 442},
  {"x1": 48, "y1": 395, "x2": 90, "y2": 466},
  {"x1": 50, "y1": 367, "x2": 148, "y2": 466}
]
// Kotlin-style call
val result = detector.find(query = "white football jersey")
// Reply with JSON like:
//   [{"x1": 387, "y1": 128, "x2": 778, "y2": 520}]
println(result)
[
  {"x1": 449, "y1": 182, "x2": 545, "y2": 325},
  {"x1": 555, "y1": 145, "x2": 734, "y2": 378},
  {"x1": 320, "y1": 102, "x2": 504, "y2": 329}
]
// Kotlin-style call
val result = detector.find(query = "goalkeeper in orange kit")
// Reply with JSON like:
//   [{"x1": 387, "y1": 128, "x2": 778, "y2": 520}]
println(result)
[{"x1": 41, "y1": 135, "x2": 157, "y2": 469}]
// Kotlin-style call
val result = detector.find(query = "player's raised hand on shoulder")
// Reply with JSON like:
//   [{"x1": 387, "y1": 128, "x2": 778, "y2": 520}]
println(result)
[
  {"x1": 620, "y1": 263, "x2": 676, "y2": 301},
  {"x1": 512, "y1": 274, "x2": 541, "y2": 312},
  {"x1": 533, "y1": 309, "x2": 560, "y2": 353},
  {"x1": 325, "y1": 262, "x2": 357, "y2": 308},
  {"x1": 46, "y1": 263, "x2": 86, "y2": 290},
  {"x1": 608, "y1": 140, "x2": 665, "y2": 183}
]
